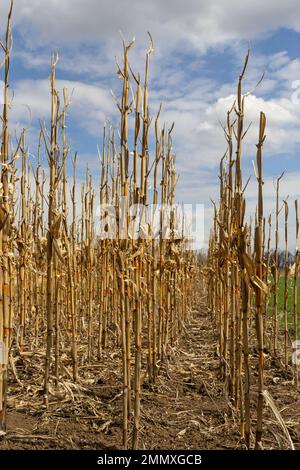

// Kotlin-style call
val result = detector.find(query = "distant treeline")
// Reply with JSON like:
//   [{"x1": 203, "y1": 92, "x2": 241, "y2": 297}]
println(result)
[{"x1": 268, "y1": 250, "x2": 298, "y2": 269}]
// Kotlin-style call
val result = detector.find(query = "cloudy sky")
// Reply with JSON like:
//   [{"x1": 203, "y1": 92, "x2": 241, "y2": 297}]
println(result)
[{"x1": 1, "y1": 0, "x2": 300, "y2": 248}]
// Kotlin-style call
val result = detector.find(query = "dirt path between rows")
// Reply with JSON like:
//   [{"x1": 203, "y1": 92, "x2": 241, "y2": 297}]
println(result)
[{"x1": 0, "y1": 299, "x2": 299, "y2": 450}]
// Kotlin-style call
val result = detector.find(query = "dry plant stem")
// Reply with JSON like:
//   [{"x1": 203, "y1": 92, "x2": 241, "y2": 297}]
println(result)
[
  {"x1": 273, "y1": 173, "x2": 284, "y2": 355},
  {"x1": 44, "y1": 54, "x2": 59, "y2": 407},
  {"x1": 0, "y1": 0, "x2": 13, "y2": 432},
  {"x1": 254, "y1": 112, "x2": 266, "y2": 450},
  {"x1": 19, "y1": 132, "x2": 27, "y2": 351},
  {"x1": 241, "y1": 263, "x2": 250, "y2": 449},
  {"x1": 283, "y1": 200, "x2": 289, "y2": 370},
  {"x1": 235, "y1": 54, "x2": 250, "y2": 446},
  {"x1": 265, "y1": 214, "x2": 272, "y2": 349},
  {"x1": 293, "y1": 200, "x2": 299, "y2": 386},
  {"x1": 118, "y1": 39, "x2": 134, "y2": 450}
]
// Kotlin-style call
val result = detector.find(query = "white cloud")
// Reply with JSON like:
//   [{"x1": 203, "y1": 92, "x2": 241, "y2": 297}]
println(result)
[
  {"x1": 9, "y1": 78, "x2": 116, "y2": 135},
  {"x1": 151, "y1": 89, "x2": 300, "y2": 180},
  {"x1": 2, "y1": 0, "x2": 300, "y2": 51}
]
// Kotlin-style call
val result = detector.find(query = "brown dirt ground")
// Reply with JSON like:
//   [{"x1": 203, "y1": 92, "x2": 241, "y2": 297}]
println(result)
[{"x1": 0, "y1": 299, "x2": 299, "y2": 450}]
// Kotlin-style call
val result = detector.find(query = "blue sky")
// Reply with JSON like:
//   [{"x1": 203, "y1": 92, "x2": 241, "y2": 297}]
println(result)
[{"x1": 1, "y1": 0, "x2": 300, "y2": 248}]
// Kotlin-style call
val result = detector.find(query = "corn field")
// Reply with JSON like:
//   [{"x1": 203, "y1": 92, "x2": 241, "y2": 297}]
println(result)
[
  {"x1": 0, "y1": 2, "x2": 299, "y2": 452},
  {"x1": 204, "y1": 53, "x2": 299, "y2": 450},
  {"x1": 0, "y1": 3, "x2": 197, "y2": 450}
]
